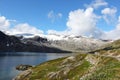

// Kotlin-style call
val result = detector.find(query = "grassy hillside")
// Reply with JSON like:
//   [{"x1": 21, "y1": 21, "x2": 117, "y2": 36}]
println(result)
[
  {"x1": 14, "y1": 40, "x2": 120, "y2": 80},
  {"x1": 90, "y1": 40, "x2": 120, "y2": 58},
  {"x1": 14, "y1": 53, "x2": 120, "y2": 80}
]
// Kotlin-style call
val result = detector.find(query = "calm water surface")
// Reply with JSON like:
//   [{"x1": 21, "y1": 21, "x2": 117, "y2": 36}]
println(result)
[{"x1": 0, "y1": 52, "x2": 72, "y2": 80}]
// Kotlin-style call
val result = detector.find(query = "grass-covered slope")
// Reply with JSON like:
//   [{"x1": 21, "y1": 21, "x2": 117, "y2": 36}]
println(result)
[
  {"x1": 14, "y1": 53, "x2": 120, "y2": 80},
  {"x1": 90, "y1": 39, "x2": 120, "y2": 58},
  {"x1": 14, "y1": 40, "x2": 120, "y2": 80}
]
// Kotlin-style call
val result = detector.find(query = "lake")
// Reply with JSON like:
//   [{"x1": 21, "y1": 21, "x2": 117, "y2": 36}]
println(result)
[{"x1": 0, "y1": 52, "x2": 72, "y2": 80}]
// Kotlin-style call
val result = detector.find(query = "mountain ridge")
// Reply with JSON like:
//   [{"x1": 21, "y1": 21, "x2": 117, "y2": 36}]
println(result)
[{"x1": 0, "y1": 31, "x2": 70, "y2": 53}]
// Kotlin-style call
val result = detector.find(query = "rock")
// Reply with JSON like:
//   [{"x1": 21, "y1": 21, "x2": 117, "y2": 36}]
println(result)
[
  {"x1": 13, "y1": 69, "x2": 32, "y2": 80},
  {"x1": 62, "y1": 56, "x2": 76, "y2": 64},
  {"x1": 16, "y1": 64, "x2": 33, "y2": 71}
]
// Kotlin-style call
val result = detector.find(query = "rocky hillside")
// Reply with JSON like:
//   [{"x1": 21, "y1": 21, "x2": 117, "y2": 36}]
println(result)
[
  {"x1": 14, "y1": 53, "x2": 120, "y2": 80},
  {"x1": 49, "y1": 35, "x2": 107, "y2": 52},
  {"x1": 90, "y1": 39, "x2": 120, "y2": 58},
  {"x1": 14, "y1": 39, "x2": 120, "y2": 80},
  {"x1": 0, "y1": 31, "x2": 70, "y2": 52},
  {"x1": 19, "y1": 34, "x2": 108, "y2": 52},
  {"x1": 0, "y1": 31, "x2": 108, "y2": 52}
]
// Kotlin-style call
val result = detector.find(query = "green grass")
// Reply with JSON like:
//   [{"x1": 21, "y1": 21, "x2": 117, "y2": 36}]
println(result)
[
  {"x1": 67, "y1": 60, "x2": 91, "y2": 79},
  {"x1": 18, "y1": 53, "x2": 120, "y2": 80}
]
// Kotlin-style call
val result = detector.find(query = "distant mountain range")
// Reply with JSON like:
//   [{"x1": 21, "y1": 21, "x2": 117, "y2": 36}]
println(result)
[
  {"x1": 0, "y1": 31, "x2": 69, "y2": 52},
  {"x1": 0, "y1": 31, "x2": 109, "y2": 52}
]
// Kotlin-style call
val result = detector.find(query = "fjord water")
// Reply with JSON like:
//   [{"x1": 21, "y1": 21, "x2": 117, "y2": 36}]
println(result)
[{"x1": 0, "y1": 52, "x2": 71, "y2": 80}]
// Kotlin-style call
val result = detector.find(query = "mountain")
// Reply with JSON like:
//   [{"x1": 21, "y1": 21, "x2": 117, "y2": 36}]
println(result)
[
  {"x1": 89, "y1": 39, "x2": 120, "y2": 59},
  {"x1": 0, "y1": 31, "x2": 70, "y2": 52},
  {"x1": 14, "y1": 39, "x2": 120, "y2": 80},
  {"x1": 21, "y1": 34, "x2": 108, "y2": 52},
  {"x1": 47, "y1": 34, "x2": 107, "y2": 52},
  {"x1": 0, "y1": 31, "x2": 108, "y2": 52}
]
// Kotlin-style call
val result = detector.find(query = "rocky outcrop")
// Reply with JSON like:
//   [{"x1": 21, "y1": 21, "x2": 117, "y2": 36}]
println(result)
[
  {"x1": 16, "y1": 64, "x2": 33, "y2": 71},
  {"x1": 49, "y1": 36, "x2": 108, "y2": 52},
  {"x1": 13, "y1": 69, "x2": 32, "y2": 80}
]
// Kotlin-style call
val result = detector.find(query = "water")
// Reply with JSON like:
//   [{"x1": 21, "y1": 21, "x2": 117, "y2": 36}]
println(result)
[{"x1": 0, "y1": 52, "x2": 71, "y2": 80}]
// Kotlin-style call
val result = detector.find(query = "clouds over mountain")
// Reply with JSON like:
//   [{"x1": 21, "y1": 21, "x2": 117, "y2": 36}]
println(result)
[
  {"x1": 0, "y1": 16, "x2": 10, "y2": 31},
  {"x1": 0, "y1": 16, "x2": 43, "y2": 35},
  {"x1": 0, "y1": 0, "x2": 120, "y2": 40},
  {"x1": 48, "y1": 0, "x2": 120, "y2": 40}
]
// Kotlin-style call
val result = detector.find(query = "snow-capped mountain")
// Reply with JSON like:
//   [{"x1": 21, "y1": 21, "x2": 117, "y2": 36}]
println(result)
[
  {"x1": 0, "y1": 31, "x2": 109, "y2": 52},
  {"x1": 20, "y1": 33, "x2": 108, "y2": 52},
  {"x1": 44, "y1": 34, "x2": 108, "y2": 52}
]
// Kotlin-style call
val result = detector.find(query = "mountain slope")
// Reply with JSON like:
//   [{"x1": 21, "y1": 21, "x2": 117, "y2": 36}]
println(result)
[
  {"x1": 49, "y1": 36, "x2": 107, "y2": 52},
  {"x1": 0, "y1": 31, "x2": 70, "y2": 52},
  {"x1": 22, "y1": 34, "x2": 108, "y2": 52},
  {"x1": 90, "y1": 39, "x2": 120, "y2": 59}
]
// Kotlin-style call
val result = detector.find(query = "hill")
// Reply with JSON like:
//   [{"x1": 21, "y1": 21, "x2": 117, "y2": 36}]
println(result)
[{"x1": 14, "y1": 40, "x2": 120, "y2": 80}]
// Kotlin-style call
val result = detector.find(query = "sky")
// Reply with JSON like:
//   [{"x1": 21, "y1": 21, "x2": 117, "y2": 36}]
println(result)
[{"x1": 0, "y1": 0, "x2": 120, "y2": 40}]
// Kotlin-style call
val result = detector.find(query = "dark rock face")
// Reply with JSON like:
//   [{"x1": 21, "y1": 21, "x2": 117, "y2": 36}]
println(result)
[
  {"x1": 33, "y1": 36, "x2": 47, "y2": 42},
  {"x1": 16, "y1": 64, "x2": 33, "y2": 71},
  {"x1": 0, "y1": 31, "x2": 24, "y2": 51},
  {"x1": 0, "y1": 31, "x2": 70, "y2": 52}
]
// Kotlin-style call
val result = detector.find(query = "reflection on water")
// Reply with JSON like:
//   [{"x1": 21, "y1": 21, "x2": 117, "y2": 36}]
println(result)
[{"x1": 0, "y1": 52, "x2": 72, "y2": 80}]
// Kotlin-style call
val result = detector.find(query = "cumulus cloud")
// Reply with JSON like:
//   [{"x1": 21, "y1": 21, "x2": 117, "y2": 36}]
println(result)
[
  {"x1": 47, "y1": 0, "x2": 109, "y2": 39},
  {"x1": 85, "y1": 0, "x2": 108, "y2": 9},
  {"x1": 47, "y1": 29, "x2": 70, "y2": 36},
  {"x1": 101, "y1": 16, "x2": 120, "y2": 40},
  {"x1": 0, "y1": 16, "x2": 44, "y2": 35},
  {"x1": 101, "y1": 7, "x2": 117, "y2": 24},
  {"x1": 46, "y1": 0, "x2": 120, "y2": 40},
  {"x1": 47, "y1": 7, "x2": 104, "y2": 39},
  {"x1": 10, "y1": 23, "x2": 43, "y2": 35},
  {"x1": 66, "y1": 7, "x2": 102, "y2": 37},
  {"x1": 0, "y1": 16, "x2": 10, "y2": 31},
  {"x1": 116, "y1": 16, "x2": 120, "y2": 30},
  {"x1": 1, "y1": 0, "x2": 120, "y2": 40},
  {"x1": 67, "y1": 8, "x2": 103, "y2": 38},
  {"x1": 48, "y1": 10, "x2": 62, "y2": 23}
]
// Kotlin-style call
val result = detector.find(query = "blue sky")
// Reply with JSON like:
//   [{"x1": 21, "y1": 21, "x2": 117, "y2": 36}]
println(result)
[
  {"x1": 0, "y1": 0, "x2": 120, "y2": 39},
  {"x1": 0, "y1": 0, "x2": 89, "y2": 31}
]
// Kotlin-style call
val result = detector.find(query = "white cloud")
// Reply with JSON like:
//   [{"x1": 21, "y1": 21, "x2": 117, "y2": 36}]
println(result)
[
  {"x1": 46, "y1": 0, "x2": 120, "y2": 40},
  {"x1": 48, "y1": 10, "x2": 62, "y2": 23},
  {"x1": 116, "y1": 16, "x2": 120, "y2": 30},
  {"x1": 1, "y1": 0, "x2": 120, "y2": 40},
  {"x1": 101, "y1": 7, "x2": 117, "y2": 15},
  {"x1": 102, "y1": 16, "x2": 120, "y2": 40},
  {"x1": 0, "y1": 16, "x2": 10, "y2": 31},
  {"x1": 10, "y1": 23, "x2": 43, "y2": 35},
  {"x1": 66, "y1": 7, "x2": 101, "y2": 37},
  {"x1": 0, "y1": 16, "x2": 44, "y2": 35},
  {"x1": 101, "y1": 7, "x2": 117, "y2": 24},
  {"x1": 47, "y1": 30, "x2": 60, "y2": 35},
  {"x1": 47, "y1": 29, "x2": 69, "y2": 35},
  {"x1": 47, "y1": 7, "x2": 104, "y2": 39},
  {"x1": 58, "y1": 13, "x2": 62, "y2": 18},
  {"x1": 85, "y1": 0, "x2": 108, "y2": 9}
]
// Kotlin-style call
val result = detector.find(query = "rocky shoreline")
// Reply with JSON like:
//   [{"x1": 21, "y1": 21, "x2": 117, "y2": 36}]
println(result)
[{"x1": 13, "y1": 69, "x2": 33, "y2": 80}]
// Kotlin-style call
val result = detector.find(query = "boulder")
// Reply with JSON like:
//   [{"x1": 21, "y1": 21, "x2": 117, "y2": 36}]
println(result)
[{"x1": 16, "y1": 64, "x2": 33, "y2": 71}]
